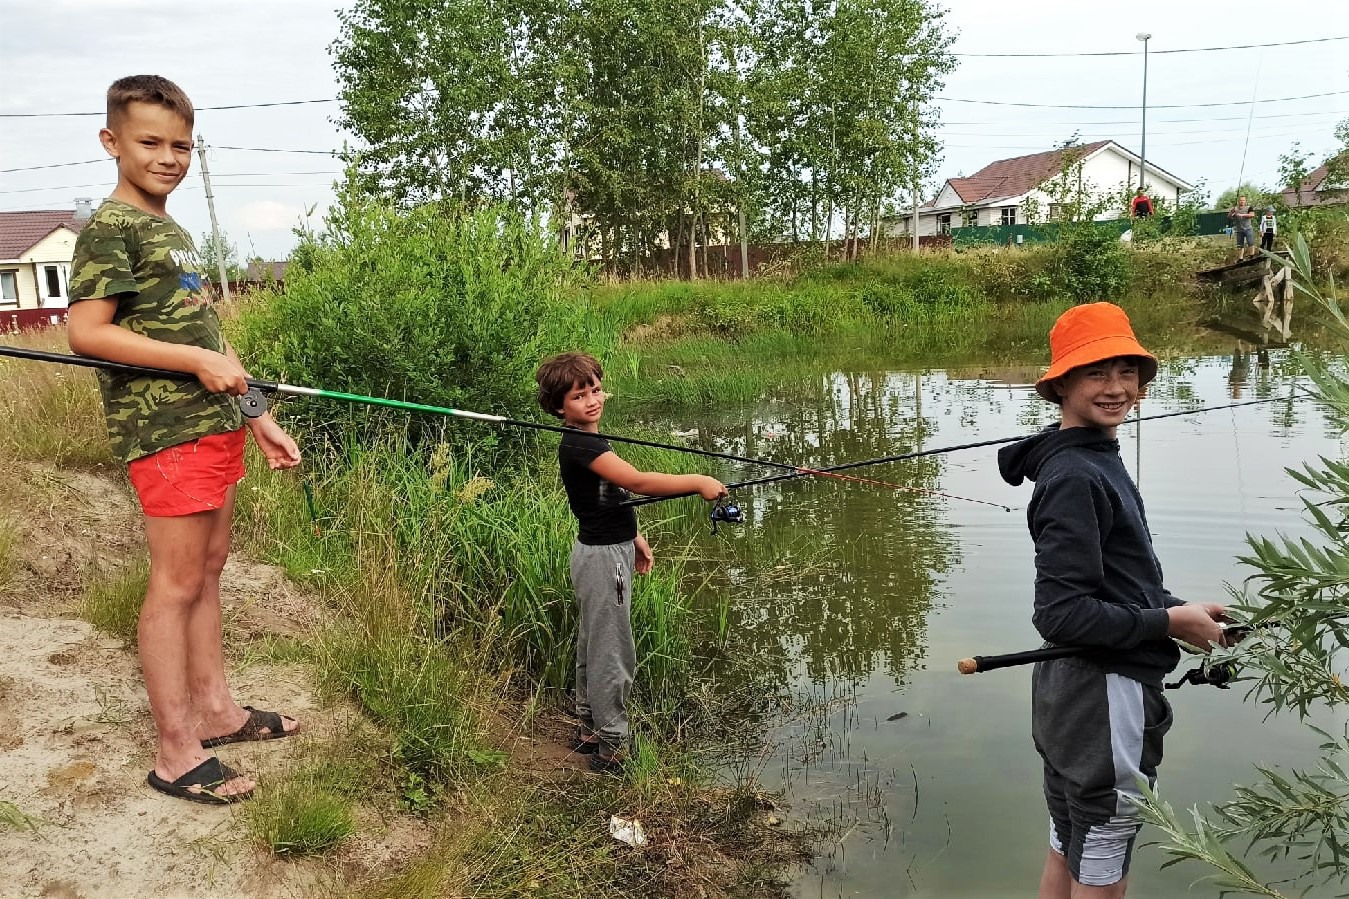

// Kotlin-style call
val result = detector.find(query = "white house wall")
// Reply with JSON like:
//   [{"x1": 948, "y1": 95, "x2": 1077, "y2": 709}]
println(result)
[{"x1": 16, "y1": 228, "x2": 76, "y2": 308}]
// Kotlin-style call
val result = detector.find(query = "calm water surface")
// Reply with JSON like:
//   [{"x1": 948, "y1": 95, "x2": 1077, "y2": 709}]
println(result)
[{"x1": 654, "y1": 343, "x2": 1348, "y2": 898}]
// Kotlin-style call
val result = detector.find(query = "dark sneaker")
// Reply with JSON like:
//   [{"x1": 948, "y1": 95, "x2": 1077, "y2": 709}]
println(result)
[
  {"x1": 588, "y1": 746, "x2": 628, "y2": 774},
  {"x1": 571, "y1": 727, "x2": 601, "y2": 755}
]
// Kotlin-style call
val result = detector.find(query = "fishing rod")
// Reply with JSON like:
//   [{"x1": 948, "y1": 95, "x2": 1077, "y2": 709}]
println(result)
[
  {"x1": 0, "y1": 345, "x2": 781, "y2": 457},
  {"x1": 0, "y1": 345, "x2": 1000, "y2": 508},
  {"x1": 623, "y1": 393, "x2": 1305, "y2": 508},
  {"x1": 957, "y1": 620, "x2": 1276, "y2": 690}
]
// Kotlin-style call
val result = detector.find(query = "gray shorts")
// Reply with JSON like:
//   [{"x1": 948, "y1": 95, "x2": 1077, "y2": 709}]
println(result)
[
  {"x1": 1032, "y1": 658, "x2": 1173, "y2": 887},
  {"x1": 1236, "y1": 226, "x2": 1255, "y2": 247}
]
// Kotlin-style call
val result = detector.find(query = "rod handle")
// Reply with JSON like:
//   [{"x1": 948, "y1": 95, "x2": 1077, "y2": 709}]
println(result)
[{"x1": 957, "y1": 657, "x2": 980, "y2": 675}]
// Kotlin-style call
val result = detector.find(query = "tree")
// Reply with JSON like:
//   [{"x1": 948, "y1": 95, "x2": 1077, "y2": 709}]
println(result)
[
  {"x1": 744, "y1": 0, "x2": 954, "y2": 254},
  {"x1": 1278, "y1": 142, "x2": 1312, "y2": 199},
  {"x1": 1214, "y1": 183, "x2": 1278, "y2": 213},
  {"x1": 329, "y1": 0, "x2": 956, "y2": 272},
  {"x1": 199, "y1": 228, "x2": 243, "y2": 282},
  {"x1": 1140, "y1": 230, "x2": 1349, "y2": 897}
]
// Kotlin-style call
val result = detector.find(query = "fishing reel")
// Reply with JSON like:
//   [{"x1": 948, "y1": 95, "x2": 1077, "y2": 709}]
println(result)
[
  {"x1": 239, "y1": 387, "x2": 269, "y2": 419},
  {"x1": 709, "y1": 498, "x2": 745, "y2": 535},
  {"x1": 1165, "y1": 660, "x2": 1237, "y2": 690}
]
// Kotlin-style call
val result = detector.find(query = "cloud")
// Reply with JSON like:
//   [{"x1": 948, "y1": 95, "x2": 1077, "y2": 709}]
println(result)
[{"x1": 233, "y1": 201, "x2": 303, "y2": 232}]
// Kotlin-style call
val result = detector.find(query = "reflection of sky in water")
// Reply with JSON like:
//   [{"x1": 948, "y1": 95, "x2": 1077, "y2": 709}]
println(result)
[{"x1": 659, "y1": 348, "x2": 1347, "y2": 898}]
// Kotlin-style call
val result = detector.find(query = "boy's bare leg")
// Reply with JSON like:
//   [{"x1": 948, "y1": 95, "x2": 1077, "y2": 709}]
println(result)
[
  {"x1": 141, "y1": 506, "x2": 253, "y2": 796},
  {"x1": 1040, "y1": 848, "x2": 1071, "y2": 899},
  {"x1": 183, "y1": 486, "x2": 295, "y2": 741},
  {"x1": 1040, "y1": 849, "x2": 1128, "y2": 899}
]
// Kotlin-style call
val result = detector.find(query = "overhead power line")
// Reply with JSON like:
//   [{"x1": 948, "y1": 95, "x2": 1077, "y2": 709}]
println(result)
[
  {"x1": 215, "y1": 145, "x2": 340, "y2": 155},
  {"x1": 0, "y1": 158, "x2": 106, "y2": 174},
  {"x1": 0, "y1": 99, "x2": 337, "y2": 119},
  {"x1": 936, "y1": 89, "x2": 1349, "y2": 110},
  {"x1": 940, "y1": 109, "x2": 1345, "y2": 126},
  {"x1": 952, "y1": 35, "x2": 1348, "y2": 57}
]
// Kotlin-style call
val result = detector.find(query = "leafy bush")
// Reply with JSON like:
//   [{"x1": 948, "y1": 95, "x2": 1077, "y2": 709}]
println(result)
[
  {"x1": 232, "y1": 192, "x2": 593, "y2": 453},
  {"x1": 1057, "y1": 223, "x2": 1132, "y2": 302}
]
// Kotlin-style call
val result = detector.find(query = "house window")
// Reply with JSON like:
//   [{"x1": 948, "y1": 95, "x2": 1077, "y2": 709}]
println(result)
[
  {"x1": 937, "y1": 213, "x2": 952, "y2": 235},
  {"x1": 1047, "y1": 204, "x2": 1064, "y2": 222},
  {"x1": 0, "y1": 270, "x2": 16, "y2": 304},
  {"x1": 44, "y1": 265, "x2": 62, "y2": 299},
  {"x1": 1001, "y1": 206, "x2": 1018, "y2": 226}
]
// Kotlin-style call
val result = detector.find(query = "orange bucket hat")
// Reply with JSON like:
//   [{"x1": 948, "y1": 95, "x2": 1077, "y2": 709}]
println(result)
[{"x1": 1034, "y1": 303, "x2": 1157, "y2": 403}]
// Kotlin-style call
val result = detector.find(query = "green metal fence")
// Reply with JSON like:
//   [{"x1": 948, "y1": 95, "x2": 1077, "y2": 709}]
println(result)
[{"x1": 950, "y1": 211, "x2": 1234, "y2": 248}]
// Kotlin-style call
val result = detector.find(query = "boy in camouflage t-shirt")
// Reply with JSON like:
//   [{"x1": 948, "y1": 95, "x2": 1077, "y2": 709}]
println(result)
[{"x1": 67, "y1": 76, "x2": 301, "y2": 805}]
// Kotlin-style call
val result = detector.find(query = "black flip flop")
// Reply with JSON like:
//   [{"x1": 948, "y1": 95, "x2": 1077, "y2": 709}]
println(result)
[
  {"x1": 147, "y1": 757, "x2": 253, "y2": 805},
  {"x1": 201, "y1": 705, "x2": 298, "y2": 748}
]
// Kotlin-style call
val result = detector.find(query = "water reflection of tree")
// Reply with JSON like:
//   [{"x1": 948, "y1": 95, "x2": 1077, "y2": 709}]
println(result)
[
  {"x1": 1146, "y1": 351, "x2": 1349, "y2": 435},
  {"x1": 678, "y1": 370, "x2": 962, "y2": 691}
]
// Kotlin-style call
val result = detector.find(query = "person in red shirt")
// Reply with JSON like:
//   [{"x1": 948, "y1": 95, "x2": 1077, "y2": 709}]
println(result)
[{"x1": 1131, "y1": 192, "x2": 1153, "y2": 218}]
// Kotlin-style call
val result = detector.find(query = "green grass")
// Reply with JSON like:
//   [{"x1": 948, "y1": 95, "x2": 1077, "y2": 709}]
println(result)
[
  {"x1": 0, "y1": 799, "x2": 39, "y2": 834},
  {"x1": 0, "y1": 516, "x2": 19, "y2": 593},
  {"x1": 0, "y1": 331, "x2": 111, "y2": 469},
  {"x1": 244, "y1": 775, "x2": 355, "y2": 855},
  {"x1": 80, "y1": 560, "x2": 148, "y2": 642}
]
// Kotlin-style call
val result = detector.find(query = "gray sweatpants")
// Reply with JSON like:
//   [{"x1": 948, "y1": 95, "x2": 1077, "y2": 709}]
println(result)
[{"x1": 570, "y1": 540, "x2": 636, "y2": 750}]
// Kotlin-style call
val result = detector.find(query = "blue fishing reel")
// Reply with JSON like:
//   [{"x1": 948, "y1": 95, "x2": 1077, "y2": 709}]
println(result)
[{"x1": 709, "y1": 498, "x2": 744, "y2": 535}]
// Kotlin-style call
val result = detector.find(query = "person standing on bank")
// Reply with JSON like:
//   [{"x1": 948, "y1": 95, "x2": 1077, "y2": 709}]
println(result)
[
  {"x1": 1259, "y1": 207, "x2": 1278, "y2": 253},
  {"x1": 1229, "y1": 195, "x2": 1257, "y2": 260},
  {"x1": 997, "y1": 303, "x2": 1228, "y2": 898},
  {"x1": 535, "y1": 352, "x2": 726, "y2": 773},
  {"x1": 67, "y1": 76, "x2": 302, "y2": 805}
]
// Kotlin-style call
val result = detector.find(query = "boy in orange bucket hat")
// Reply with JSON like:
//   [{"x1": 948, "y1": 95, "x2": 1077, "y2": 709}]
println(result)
[{"x1": 997, "y1": 303, "x2": 1228, "y2": 897}]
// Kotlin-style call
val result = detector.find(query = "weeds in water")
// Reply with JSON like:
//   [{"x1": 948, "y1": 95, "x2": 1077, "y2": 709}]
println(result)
[{"x1": 80, "y1": 560, "x2": 148, "y2": 642}]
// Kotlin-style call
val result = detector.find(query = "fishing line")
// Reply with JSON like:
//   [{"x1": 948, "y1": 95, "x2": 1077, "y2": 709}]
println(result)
[
  {"x1": 1235, "y1": 49, "x2": 1263, "y2": 190},
  {"x1": 0, "y1": 345, "x2": 1004, "y2": 507},
  {"x1": 625, "y1": 391, "x2": 1309, "y2": 507},
  {"x1": 4, "y1": 346, "x2": 1312, "y2": 511}
]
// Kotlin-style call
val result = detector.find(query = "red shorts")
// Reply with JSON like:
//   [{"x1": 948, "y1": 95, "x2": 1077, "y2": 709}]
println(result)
[{"x1": 128, "y1": 428, "x2": 246, "y2": 517}]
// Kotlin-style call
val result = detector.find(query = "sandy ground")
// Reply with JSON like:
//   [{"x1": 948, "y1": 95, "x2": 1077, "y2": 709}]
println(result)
[
  {"x1": 0, "y1": 462, "x2": 611, "y2": 899},
  {"x1": 0, "y1": 465, "x2": 329, "y2": 899}
]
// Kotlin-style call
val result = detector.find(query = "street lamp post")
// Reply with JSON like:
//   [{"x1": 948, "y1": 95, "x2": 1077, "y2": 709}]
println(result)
[{"x1": 1137, "y1": 32, "x2": 1151, "y2": 193}]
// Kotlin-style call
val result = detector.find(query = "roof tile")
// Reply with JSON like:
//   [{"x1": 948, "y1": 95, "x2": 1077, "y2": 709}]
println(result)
[{"x1": 0, "y1": 210, "x2": 86, "y2": 260}]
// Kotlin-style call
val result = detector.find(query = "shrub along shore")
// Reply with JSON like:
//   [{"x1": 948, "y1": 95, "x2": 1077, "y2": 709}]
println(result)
[{"x1": 2, "y1": 198, "x2": 1342, "y2": 897}]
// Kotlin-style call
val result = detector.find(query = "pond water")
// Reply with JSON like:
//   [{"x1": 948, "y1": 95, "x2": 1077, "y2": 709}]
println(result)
[{"x1": 651, "y1": 337, "x2": 1348, "y2": 897}]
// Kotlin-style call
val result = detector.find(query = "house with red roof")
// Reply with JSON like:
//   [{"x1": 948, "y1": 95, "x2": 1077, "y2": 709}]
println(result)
[
  {"x1": 894, "y1": 141, "x2": 1193, "y2": 238},
  {"x1": 0, "y1": 201, "x2": 93, "y2": 317},
  {"x1": 1282, "y1": 154, "x2": 1348, "y2": 208}
]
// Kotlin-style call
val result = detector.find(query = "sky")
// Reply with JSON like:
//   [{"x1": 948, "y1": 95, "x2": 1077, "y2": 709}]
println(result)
[{"x1": 1, "y1": 0, "x2": 1346, "y2": 261}]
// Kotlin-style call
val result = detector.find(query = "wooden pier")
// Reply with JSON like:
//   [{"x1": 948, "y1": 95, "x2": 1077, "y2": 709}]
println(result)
[
  {"x1": 1196, "y1": 251, "x2": 1295, "y2": 341},
  {"x1": 1195, "y1": 250, "x2": 1290, "y2": 288}
]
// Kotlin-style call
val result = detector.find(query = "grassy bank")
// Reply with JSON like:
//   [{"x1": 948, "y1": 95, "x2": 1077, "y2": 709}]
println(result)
[
  {"x1": 0, "y1": 325, "x2": 809, "y2": 897},
  {"x1": 0, "y1": 211, "x2": 1330, "y2": 895},
  {"x1": 591, "y1": 240, "x2": 1246, "y2": 407}
]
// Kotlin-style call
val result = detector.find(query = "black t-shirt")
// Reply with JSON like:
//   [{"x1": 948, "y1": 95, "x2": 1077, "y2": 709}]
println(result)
[{"x1": 558, "y1": 429, "x2": 638, "y2": 545}]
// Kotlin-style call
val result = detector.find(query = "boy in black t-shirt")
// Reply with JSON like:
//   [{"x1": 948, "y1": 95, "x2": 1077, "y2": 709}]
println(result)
[{"x1": 536, "y1": 352, "x2": 726, "y2": 772}]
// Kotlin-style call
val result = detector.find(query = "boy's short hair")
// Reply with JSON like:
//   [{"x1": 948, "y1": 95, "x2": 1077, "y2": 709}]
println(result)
[
  {"x1": 107, "y1": 75, "x2": 194, "y2": 129},
  {"x1": 536, "y1": 352, "x2": 603, "y2": 418}
]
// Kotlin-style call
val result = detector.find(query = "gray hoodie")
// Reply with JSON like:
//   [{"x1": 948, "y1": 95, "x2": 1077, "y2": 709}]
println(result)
[{"x1": 997, "y1": 424, "x2": 1185, "y2": 686}]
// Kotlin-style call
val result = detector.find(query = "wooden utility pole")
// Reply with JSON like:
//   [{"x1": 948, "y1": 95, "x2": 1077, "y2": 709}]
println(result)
[
  {"x1": 195, "y1": 135, "x2": 231, "y2": 303},
  {"x1": 911, "y1": 182, "x2": 919, "y2": 252}
]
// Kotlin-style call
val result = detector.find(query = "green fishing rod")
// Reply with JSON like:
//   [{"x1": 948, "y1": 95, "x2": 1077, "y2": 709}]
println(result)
[
  {"x1": 622, "y1": 392, "x2": 1307, "y2": 508},
  {"x1": 0, "y1": 345, "x2": 991, "y2": 509},
  {"x1": 0, "y1": 344, "x2": 794, "y2": 463}
]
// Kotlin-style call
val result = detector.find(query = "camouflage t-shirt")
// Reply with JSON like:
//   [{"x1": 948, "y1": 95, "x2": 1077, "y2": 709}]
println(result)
[{"x1": 68, "y1": 199, "x2": 242, "y2": 462}]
